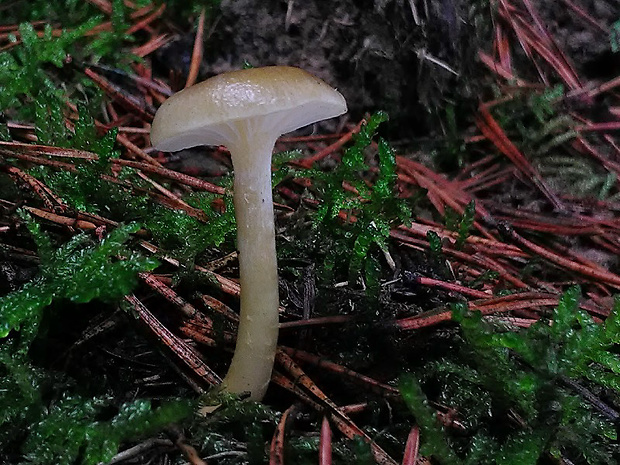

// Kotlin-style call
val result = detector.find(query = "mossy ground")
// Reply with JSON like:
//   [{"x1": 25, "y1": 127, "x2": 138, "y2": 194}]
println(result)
[{"x1": 1, "y1": 1, "x2": 619, "y2": 464}]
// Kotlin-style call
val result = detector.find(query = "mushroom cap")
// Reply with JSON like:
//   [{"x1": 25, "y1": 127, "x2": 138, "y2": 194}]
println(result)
[{"x1": 150, "y1": 66, "x2": 347, "y2": 152}]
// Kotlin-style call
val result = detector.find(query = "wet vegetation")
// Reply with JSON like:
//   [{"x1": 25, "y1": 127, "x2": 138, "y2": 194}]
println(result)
[{"x1": 1, "y1": 1, "x2": 619, "y2": 464}]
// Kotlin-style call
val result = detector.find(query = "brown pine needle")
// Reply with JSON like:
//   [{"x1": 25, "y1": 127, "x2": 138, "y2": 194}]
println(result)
[{"x1": 185, "y1": 9, "x2": 206, "y2": 89}]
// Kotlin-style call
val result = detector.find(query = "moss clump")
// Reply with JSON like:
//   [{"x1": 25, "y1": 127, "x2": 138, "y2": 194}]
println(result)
[
  {"x1": 287, "y1": 111, "x2": 413, "y2": 293},
  {"x1": 192, "y1": 393, "x2": 278, "y2": 464},
  {"x1": 487, "y1": 85, "x2": 619, "y2": 200},
  {"x1": 0, "y1": 15, "x2": 131, "y2": 125},
  {"x1": 23, "y1": 105, "x2": 237, "y2": 266},
  {"x1": 20, "y1": 394, "x2": 193, "y2": 465},
  {"x1": 442, "y1": 200, "x2": 476, "y2": 250},
  {"x1": 1, "y1": 338, "x2": 193, "y2": 464},
  {"x1": 0, "y1": 219, "x2": 157, "y2": 338},
  {"x1": 0, "y1": 217, "x2": 198, "y2": 464},
  {"x1": 147, "y1": 191, "x2": 236, "y2": 265},
  {"x1": 400, "y1": 286, "x2": 620, "y2": 465}
]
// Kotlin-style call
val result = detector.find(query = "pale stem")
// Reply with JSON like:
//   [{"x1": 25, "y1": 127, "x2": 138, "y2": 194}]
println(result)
[{"x1": 222, "y1": 135, "x2": 279, "y2": 401}]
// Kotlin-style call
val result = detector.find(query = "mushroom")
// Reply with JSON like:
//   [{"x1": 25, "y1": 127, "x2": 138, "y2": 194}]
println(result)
[{"x1": 150, "y1": 66, "x2": 347, "y2": 400}]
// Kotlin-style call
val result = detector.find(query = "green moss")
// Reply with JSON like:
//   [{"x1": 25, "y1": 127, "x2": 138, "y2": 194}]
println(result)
[
  {"x1": 288, "y1": 111, "x2": 413, "y2": 292},
  {"x1": 0, "y1": 92, "x2": 233, "y2": 465},
  {"x1": 400, "y1": 287, "x2": 620, "y2": 464},
  {"x1": 2, "y1": 22, "x2": 91, "y2": 117},
  {"x1": 155, "y1": 0, "x2": 222, "y2": 22},
  {"x1": 400, "y1": 375, "x2": 461, "y2": 464},
  {"x1": 192, "y1": 393, "x2": 277, "y2": 464},
  {"x1": 488, "y1": 86, "x2": 618, "y2": 199},
  {"x1": 147, "y1": 191, "x2": 236, "y2": 264},
  {"x1": 23, "y1": 106, "x2": 237, "y2": 265},
  {"x1": 0, "y1": 342, "x2": 193, "y2": 465},
  {"x1": 442, "y1": 200, "x2": 475, "y2": 250},
  {"x1": 284, "y1": 434, "x2": 380, "y2": 465},
  {"x1": 0, "y1": 344, "x2": 46, "y2": 448},
  {"x1": 22, "y1": 396, "x2": 193, "y2": 465},
  {"x1": 0, "y1": 2, "x2": 234, "y2": 462},
  {"x1": 3, "y1": 0, "x2": 105, "y2": 25},
  {"x1": 612, "y1": 20, "x2": 620, "y2": 52},
  {"x1": 0, "y1": 216, "x2": 200, "y2": 464},
  {"x1": 0, "y1": 0, "x2": 139, "y2": 130},
  {"x1": 0, "y1": 220, "x2": 157, "y2": 339}
]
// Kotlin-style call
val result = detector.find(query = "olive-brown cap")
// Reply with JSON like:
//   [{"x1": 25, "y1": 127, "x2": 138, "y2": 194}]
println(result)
[{"x1": 150, "y1": 66, "x2": 347, "y2": 152}]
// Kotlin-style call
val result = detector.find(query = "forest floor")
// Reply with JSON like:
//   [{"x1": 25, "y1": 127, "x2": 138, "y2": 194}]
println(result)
[{"x1": 0, "y1": 1, "x2": 619, "y2": 464}]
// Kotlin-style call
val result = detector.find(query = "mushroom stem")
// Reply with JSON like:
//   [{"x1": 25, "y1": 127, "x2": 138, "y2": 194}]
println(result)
[
  {"x1": 149, "y1": 66, "x2": 347, "y2": 402},
  {"x1": 223, "y1": 134, "x2": 279, "y2": 401}
]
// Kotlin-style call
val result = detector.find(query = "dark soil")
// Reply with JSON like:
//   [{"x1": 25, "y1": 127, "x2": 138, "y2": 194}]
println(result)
[
  {"x1": 155, "y1": 0, "x2": 618, "y2": 141},
  {"x1": 156, "y1": 0, "x2": 490, "y2": 139},
  {"x1": 535, "y1": 0, "x2": 619, "y2": 80}
]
